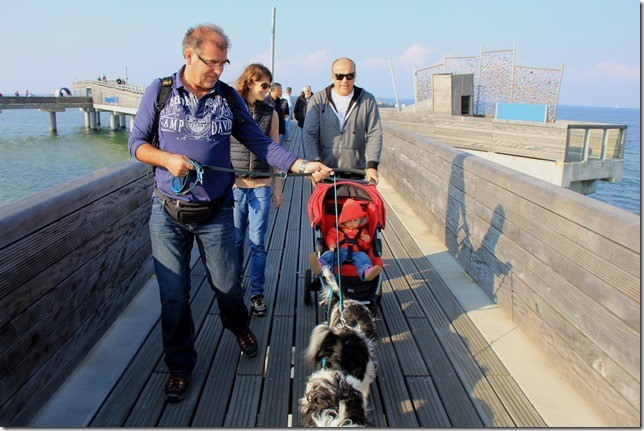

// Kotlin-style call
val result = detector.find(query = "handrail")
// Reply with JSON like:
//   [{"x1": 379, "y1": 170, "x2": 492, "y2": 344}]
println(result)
[{"x1": 73, "y1": 80, "x2": 146, "y2": 94}]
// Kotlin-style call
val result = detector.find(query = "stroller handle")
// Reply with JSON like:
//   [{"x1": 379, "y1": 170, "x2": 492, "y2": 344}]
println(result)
[{"x1": 325, "y1": 168, "x2": 374, "y2": 184}]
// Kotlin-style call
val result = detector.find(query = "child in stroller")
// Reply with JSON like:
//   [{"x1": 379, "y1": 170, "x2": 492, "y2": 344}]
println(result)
[
  {"x1": 309, "y1": 198, "x2": 382, "y2": 282},
  {"x1": 303, "y1": 174, "x2": 386, "y2": 311}
]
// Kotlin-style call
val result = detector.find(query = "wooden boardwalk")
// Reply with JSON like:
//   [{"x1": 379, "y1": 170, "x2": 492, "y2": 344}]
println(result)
[{"x1": 84, "y1": 127, "x2": 545, "y2": 428}]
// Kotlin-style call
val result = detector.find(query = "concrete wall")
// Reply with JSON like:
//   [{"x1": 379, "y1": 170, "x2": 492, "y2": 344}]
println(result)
[{"x1": 379, "y1": 123, "x2": 640, "y2": 426}]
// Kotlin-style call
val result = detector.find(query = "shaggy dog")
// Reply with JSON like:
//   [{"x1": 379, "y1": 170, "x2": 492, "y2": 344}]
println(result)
[
  {"x1": 318, "y1": 266, "x2": 378, "y2": 342},
  {"x1": 299, "y1": 369, "x2": 372, "y2": 427},
  {"x1": 299, "y1": 267, "x2": 378, "y2": 427}
]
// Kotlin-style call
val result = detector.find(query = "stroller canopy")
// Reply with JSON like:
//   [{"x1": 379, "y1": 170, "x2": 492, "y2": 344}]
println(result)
[{"x1": 308, "y1": 181, "x2": 386, "y2": 230}]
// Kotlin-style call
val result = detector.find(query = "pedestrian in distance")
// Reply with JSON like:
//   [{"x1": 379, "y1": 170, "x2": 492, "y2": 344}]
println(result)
[
  {"x1": 128, "y1": 23, "x2": 333, "y2": 404},
  {"x1": 303, "y1": 58, "x2": 382, "y2": 184},
  {"x1": 231, "y1": 63, "x2": 283, "y2": 317},
  {"x1": 283, "y1": 86, "x2": 294, "y2": 141},
  {"x1": 265, "y1": 82, "x2": 289, "y2": 144},
  {"x1": 293, "y1": 85, "x2": 313, "y2": 129}
]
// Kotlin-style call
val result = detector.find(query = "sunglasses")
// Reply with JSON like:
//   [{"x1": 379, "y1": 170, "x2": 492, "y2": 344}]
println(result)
[
  {"x1": 258, "y1": 82, "x2": 271, "y2": 90},
  {"x1": 333, "y1": 72, "x2": 355, "y2": 81}
]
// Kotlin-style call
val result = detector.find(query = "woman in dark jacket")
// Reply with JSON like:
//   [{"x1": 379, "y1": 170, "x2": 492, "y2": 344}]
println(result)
[{"x1": 231, "y1": 63, "x2": 282, "y2": 317}]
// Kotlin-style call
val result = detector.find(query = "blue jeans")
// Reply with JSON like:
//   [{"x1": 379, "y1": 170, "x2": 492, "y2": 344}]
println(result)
[
  {"x1": 283, "y1": 119, "x2": 291, "y2": 142},
  {"x1": 149, "y1": 195, "x2": 248, "y2": 375},
  {"x1": 319, "y1": 248, "x2": 374, "y2": 281},
  {"x1": 233, "y1": 186, "x2": 271, "y2": 297}
]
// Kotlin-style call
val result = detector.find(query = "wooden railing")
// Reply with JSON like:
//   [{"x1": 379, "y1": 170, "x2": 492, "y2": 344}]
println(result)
[
  {"x1": 380, "y1": 109, "x2": 626, "y2": 163},
  {"x1": 379, "y1": 122, "x2": 640, "y2": 426},
  {"x1": 0, "y1": 160, "x2": 155, "y2": 425}
]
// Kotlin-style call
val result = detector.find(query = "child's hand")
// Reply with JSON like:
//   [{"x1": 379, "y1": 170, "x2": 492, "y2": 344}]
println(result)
[
  {"x1": 361, "y1": 233, "x2": 371, "y2": 242},
  {"x1": 328, "y1": 244, "x2": 336, "y2": 251}
]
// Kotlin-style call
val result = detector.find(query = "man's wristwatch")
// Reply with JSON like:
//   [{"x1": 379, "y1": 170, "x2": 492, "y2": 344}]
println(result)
[{"x1": 298, "y1": 159, "x2": 308, "y2": 174}]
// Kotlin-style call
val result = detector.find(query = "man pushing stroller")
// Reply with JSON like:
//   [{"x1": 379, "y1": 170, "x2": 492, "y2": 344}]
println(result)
[{"x1": 309, "y1": 198, "x2": 383, "y2": 282}]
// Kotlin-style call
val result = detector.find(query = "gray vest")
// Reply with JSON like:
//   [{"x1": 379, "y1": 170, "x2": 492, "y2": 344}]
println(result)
[{"x1": 230, "y1": 101, "x2": 273, "y2": 178}]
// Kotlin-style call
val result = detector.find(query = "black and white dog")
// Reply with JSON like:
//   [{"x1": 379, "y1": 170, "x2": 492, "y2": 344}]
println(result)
[
  {"x1": 299, "y1": 368, "x2": 372, "y2": 427},
  {"x1": 299, "y1": 267, "x2": 378, "y2": 427},
  {"x1": 318, "y1": 266, "x2": 378, "y2": 343}
]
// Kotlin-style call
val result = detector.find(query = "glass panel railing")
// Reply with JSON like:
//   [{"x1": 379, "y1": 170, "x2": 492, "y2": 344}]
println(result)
[
  {"x1": 565, "y1": 125, "x2": 626, "y2": 162},
  {"x1": 566, "y1": 128, "x2": 586, "y2": 162},
  {"x1": 586, "y1": 129, "x2": 605, "y2": 161}
]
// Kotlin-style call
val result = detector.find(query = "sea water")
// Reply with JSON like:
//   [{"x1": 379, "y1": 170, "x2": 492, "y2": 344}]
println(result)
[
  {"x1": 0, "y1": 105, "x2": 640, "y2": 215},
  {"x1": 0, "y1": 109, "x2": 130, "y2": 205}
]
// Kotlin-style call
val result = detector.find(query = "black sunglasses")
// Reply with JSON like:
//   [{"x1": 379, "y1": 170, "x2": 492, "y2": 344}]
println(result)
[
  {"x1": 333, "y1": 72, "x2": 355, "y2": 81},
  {"x1": 258, "y1": 82, "x2": 271, "y2": 90}
]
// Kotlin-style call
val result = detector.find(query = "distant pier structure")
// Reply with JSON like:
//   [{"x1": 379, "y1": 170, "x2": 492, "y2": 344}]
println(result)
[{"x1": 0, "y1": 81, "x2": 145, "y2": 133}]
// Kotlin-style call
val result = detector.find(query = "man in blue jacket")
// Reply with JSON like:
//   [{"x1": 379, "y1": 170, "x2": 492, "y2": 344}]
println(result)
[{"x1": 129, "y1": 23, "x2": 332, "y2": 403}]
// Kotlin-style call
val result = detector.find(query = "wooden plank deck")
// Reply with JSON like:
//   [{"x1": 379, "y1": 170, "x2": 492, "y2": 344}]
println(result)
[{"x1": 84, "y1": 127, "x2": 545, "y2": 427}]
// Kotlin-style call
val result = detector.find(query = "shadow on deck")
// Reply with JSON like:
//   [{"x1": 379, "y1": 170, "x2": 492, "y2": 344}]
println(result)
[{"x1": 30, "y1": 127, "x2": 546, "y2": 428}]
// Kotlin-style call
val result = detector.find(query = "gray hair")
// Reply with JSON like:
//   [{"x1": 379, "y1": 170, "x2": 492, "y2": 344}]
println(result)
[
  {"x1": 270, "y1": 82, "x2": 282, "y2": 92},
  {"x1": 182, "y1": 23, "x2": 230, "y2": 57}
]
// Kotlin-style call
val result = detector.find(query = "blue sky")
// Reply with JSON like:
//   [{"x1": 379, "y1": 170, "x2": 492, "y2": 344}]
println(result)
[{"x1": 1, "y1": 0, "x2": 640, "y2": 108}]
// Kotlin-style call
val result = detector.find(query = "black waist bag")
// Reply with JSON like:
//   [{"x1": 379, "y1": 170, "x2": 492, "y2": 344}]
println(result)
[{"x1": 155, "y1": 188, "x2": 225, "y2": 225}]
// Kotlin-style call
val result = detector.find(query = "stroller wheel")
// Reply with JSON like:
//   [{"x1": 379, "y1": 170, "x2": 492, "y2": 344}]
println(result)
[{"x1": 303, "y1": 269, "x2": 312, "y2": 305}]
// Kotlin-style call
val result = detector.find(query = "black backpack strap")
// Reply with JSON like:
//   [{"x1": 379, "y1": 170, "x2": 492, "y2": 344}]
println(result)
[
  {"x1": 150, "y1": 76, "x2": 174, "y2": 149},
  {"x1": 219, "y1": 81, "x2": 244, "y2": 127}
]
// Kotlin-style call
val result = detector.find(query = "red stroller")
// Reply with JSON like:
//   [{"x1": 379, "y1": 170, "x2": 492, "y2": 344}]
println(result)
[{"x1": 303, "y1": 172, "x2": 386, "y2": 313}]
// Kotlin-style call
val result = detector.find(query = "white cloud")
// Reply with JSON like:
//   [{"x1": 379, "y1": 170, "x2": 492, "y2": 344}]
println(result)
[
  {"x1": 400, "y1": 43, "x2": 435, "y2": 66},
  {"x1": 567, "y1": 61, "x2": 640, "y2": 82}
]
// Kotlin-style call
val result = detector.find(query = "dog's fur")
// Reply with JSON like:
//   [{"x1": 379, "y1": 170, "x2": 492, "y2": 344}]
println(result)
[
  {"x1": 299, "y1": 267, "x2": 378, "y2": 427},
  {"x1": 304, "y1": 324, "x2": 376, "y2": 397},
  {"x1": 299, "y1": 369, "x2": 372, "y2": 427},
  {"x1": 319, "y1": 266, "x2": 378, "y2": 341}
]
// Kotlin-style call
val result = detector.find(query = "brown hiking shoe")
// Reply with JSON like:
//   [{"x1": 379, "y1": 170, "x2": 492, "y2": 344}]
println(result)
[
  {"x1": 237, "y1": 328, "x2": 258, "y2": 357},
  {"x1": 364, "y1": 265, "x2": 382, "y2": 282},
  {"x1": 308, "y1": 252, "x2": 322, "y2": 275},
  {"x1": 165, "y1": 374, "x2": 191, "y2": 403}
]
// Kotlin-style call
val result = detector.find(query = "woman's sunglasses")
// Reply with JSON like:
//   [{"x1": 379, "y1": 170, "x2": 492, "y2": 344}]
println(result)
[
  {"x1": 258, "y1": 82, "x2": 271, "y2": 90},
  {"x1": 333, "y1": 72, "x2": 355, "y2": 81}
]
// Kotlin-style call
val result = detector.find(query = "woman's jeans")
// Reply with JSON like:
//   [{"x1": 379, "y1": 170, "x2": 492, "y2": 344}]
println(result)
[
  {"x1": 149, "y1": 195, "x2": 249, "y2": 376},
  {"x1": 233, "y1": 186, "x2": 272, "y2": 298},
  {"x1": 319, "y1": 248, "x2": 374, "y2": 281}
]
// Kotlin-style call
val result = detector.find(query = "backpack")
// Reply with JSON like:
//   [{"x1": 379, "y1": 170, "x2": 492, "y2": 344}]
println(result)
[{"x1": 149, "y1": 75, "x2": 244, "y2": 149}]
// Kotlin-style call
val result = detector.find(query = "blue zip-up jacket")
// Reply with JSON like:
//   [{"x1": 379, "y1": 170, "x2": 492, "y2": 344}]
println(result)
[{"x1": 129, "y1": 67, "x2": 298, "y2": 203}]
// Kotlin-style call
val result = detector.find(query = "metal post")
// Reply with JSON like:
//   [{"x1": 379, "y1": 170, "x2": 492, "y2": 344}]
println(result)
[
  {"x1": 582, "y1": 129, "x2": 590, "y2": 162},
  {"x1": 476, "y1": 44, "x2": 483, "y2": 116},
  {"x1": 510, "y1": 44, "x2": 516, "y2": 102},
  {"x1": 600, "y1": 129, "x2": 608, "y2": 160},
  {"x1": 413, "y1": 64, "x2": 418, "y2": 105},
  {"x1": 389, "y1": 57, "x2": 401, "y2": 111},
  {"x1": 552, "y1": 64, "x2": 564, "y2": 122},
  {"x1": 270, "y1": 7, "x2": 276, "y2": 77}
]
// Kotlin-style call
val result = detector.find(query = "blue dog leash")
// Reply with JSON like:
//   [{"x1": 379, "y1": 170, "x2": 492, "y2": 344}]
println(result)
[{"x1": 170, "y1": 158, "x2": 313, "y2": 196}]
